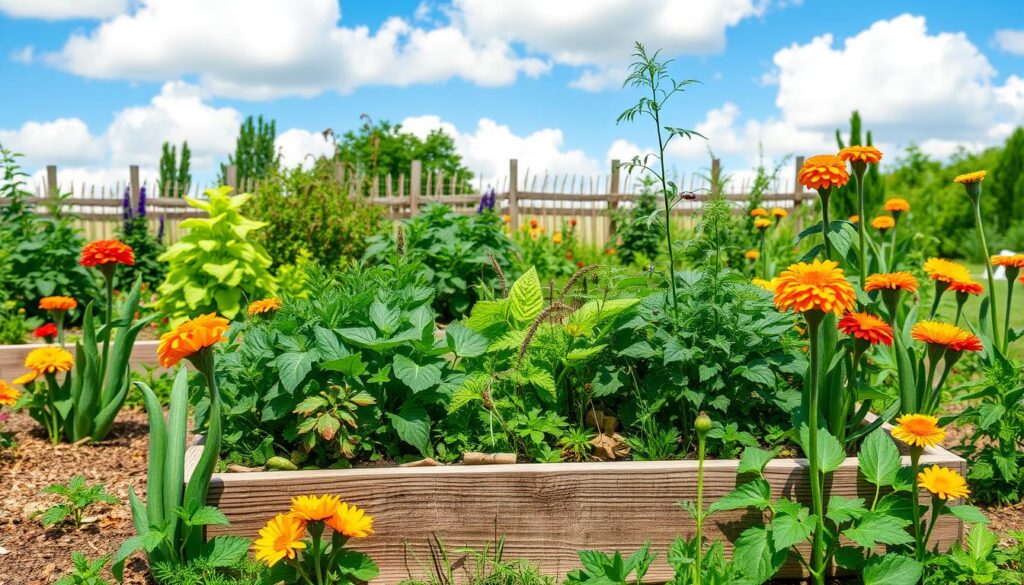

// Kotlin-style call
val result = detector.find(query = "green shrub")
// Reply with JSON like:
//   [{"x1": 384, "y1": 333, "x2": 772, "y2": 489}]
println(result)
[
  {"x1": 157, "y1": 187, "x2": 277, "y2": 324},
  {"x1": 38, "y1": 475, "x2": 120, "y2": 530},
  {"x1": 53, "y1": 552, "x2": 113, "y2": 585},
  {"x1": 116, "y1": 186, "x2": 166, "y2": 290},
  {"x1": 364, "y1": 204, "x2": 518, "y2": 321},
  {"x1": 613, "y1": 175, "x2": 662, "y2": 266},
  {"x1": 248, "y1": 158, "x2": 384, "y2": 269}
]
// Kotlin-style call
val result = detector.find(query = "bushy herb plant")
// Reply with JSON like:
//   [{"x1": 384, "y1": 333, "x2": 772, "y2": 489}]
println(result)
[
  {"x1": 364, "y1": 204, "x2": 518, "y2": 321},
  {"x1": 53, "y1": 552, "x2": 113, "y2": 585},
  {"x1": 38, "y1": 475, "x2": 120, "y2": 529},
  {"x1": 925, "y1": 525, "x2": 1024, "y2": 584},
  {"x1": 157, "y1": 186, "x2": 277, "y2": 324},
  {"x1": 613, "y1": 175, "x2": 662, "y2": 267}
]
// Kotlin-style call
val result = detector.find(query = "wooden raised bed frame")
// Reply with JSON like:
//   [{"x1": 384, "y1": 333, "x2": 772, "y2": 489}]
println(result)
[
  {"x1": 0, "y1": 339, "x2": 162, "y2": 381},
  {"x1": 184, "y1": 420, "x2": 965, "y2": 583}
]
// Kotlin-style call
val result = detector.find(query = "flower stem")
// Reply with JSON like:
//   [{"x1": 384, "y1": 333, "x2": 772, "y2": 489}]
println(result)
[
  {"x1": 1003, "y1": 268, "x2": 1017, "y2": 353},
  {"x1": 972, "y1": 199, "x2": 1001, "y2": 349},
  {"x1": 819, "y1": 191, "x2": 832, "y2": 261},
  {"x1": 806, "y1": 315, "x2": 825, "y2": 585},
  {"x1": 855, "y1": 172, "x2": 867, "y2": 278},
  {"x1": 649, "y1": 74, "x2": 678, "y2": 314},
  {"x1": 889, "y1": 222, "x2": 898, "y2": 269},
  {"x1": 909, "y1": 447, "x2": 924, "y2": 562},
  {"x1": 695, "y1": 431, "x2": 706, "y2": 585}
]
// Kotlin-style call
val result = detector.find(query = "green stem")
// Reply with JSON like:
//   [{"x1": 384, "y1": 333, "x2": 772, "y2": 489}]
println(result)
[
  {"x1": 819, "y1": 191, "x2": 832, "y2": 261},
  {"x1": 310, "y1": 524, "x2": 324, "y2": 585},
  {"x1": 99, "y1": 272, "x2": 114, "y2": 386},
  {"x1": 909, "y1": 448, "x2": 924, "y2": 562},
  {"x1": 922, "y1": 495, "x2": 943, "y2": 555},
  {"x1": 1003, "y1": 269, "x2": 1017, "y2": 353},
  {"x1": 972, "y1": 199, "x2": 1001, "y2": 349},
  {"x1": 855, "y1": 172, "x2": 867, "y2": 278},
  {"x1": 889, "y1": 222, "x2": 897, "y2": 270},
  {"x1": 929, "y1": 282, "x2": 949, "y2": 319},
  {"x1": 292, "y1": 558, "x2": 317, "y2": 585},
  {"x1": 806, "y1": 315, "x2": 825, "y2": 585},
  {"x1": 45, "y1": 373, "x2": 60, "y2": 444},
  {"x1": 649, "y1": 74, "x2": 678, "y2": 314},
  {"x1": 695, "y1": 433, "x2": 705, "y2": 585},
  {"x1": 56, "y1": 311, "x2": 66, "y2": 348},
  {"x1": 759, "y1": 230, "x2": 767, "y2": 279}
]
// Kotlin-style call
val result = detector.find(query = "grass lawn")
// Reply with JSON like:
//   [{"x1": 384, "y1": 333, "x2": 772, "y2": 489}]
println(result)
[{"x1": 934, "y1": 263, "x2": 1023, "y2": 359}]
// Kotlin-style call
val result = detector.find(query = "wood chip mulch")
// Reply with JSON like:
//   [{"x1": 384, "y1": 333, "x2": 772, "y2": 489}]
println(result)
[{"x1": 0, "y1": 409, "x2": 155, "y2": 585}]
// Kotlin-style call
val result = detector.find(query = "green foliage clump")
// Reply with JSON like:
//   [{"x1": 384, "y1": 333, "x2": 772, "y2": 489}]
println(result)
[
  {"x1": 511, "y1": 218, "x2": 582, "y2": 281},
  {"x1": 151, "y1": 556, "x2": 267, "y2": 585},
  {"x1": 116, "y1": 187, "x2": 166, "y2": 289},
  {"x1": 614, "y1": 175, "x2": 663, "y2": 266},
  {"x1": 991, "y1": 126, "x2": 1024, "y2": 234},
  {"x1": 159, "y1": 141, "x2": 191, "y2": 197},
  {"x1": 157, "y1": 187, "x2": 277, "y2": 323},
  {"x1": 219, "y1": 115, "x2": 278, "y2": 186},
  {"x1": 925, "y1": 525, "x2": 1024, "y2": 584},
  {"x1": 53, "y1": 552, "x2": 113, "y2": 585},
  {"x1": 399, "y1": 536, "x2": 555, "y2": 585},
  {"x1": 248, "y1": 157, "x2": 385, "y2": 269},
  {"x1": 38, "y1": 475, "x2": 120, "y2": 529},
  {"x1": 364, "y1": 204, "x2": 518, "y2": 321}
]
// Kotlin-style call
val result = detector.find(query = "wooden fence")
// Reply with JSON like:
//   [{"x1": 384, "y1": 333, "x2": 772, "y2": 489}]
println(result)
[{"x1": 4, "y1": 158, "x2": 812, "y2": 247}]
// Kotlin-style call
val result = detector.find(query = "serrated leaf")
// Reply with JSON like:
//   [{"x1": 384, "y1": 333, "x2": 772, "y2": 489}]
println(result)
[
  {"x1": 737, "y1": 447, "x2": 775, "y2": 475},
  {"x1": 199, "y1": 536, "x2": 250, "y2": 568},
  {"x1": 771, "y1": 507, "x2": 815, "y2": 551},
  {"x1": 392, "y1": 355, "x2": 442, "y2": 393},
  {"x1": 861, "y1": 554, "x2": 922, "y2": 585},
  {"x1": 858, "y1": 428, "x2": 901, "y2": 487},
  {"x1": 275, "y1": 350, "x2": 316, "y2": 393},
  {"x1": 733, "y1": 526, "x2": 787, "y2": 583},
  {"x1": 293, "y1": 395, "x2": 327, "y2": 415},
  {"x1": 826, "y1": 495, "x2": 867, "y2": 524},
  {"x1": 706, "y1": 479, "x2": 772, "y2": 516},
  {"x1": 564, "y1": 344, "x2": 607, "y2": 363},
  {"x1": 842, "y1": 512, "x2": 913, "y2": 548},
  {"x1": 317, "y1": 415, "x2": 341, "y2": 441},
  {"x1": 509, "y1": 267, "x2": 544, "y2": 324},
  {"x1": 386, "y1": 406, "x2": 430, "y2": 455}
]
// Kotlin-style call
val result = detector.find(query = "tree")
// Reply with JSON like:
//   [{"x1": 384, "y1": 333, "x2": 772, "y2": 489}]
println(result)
[
  {"x1": 159, "y1": 141, "x2": 192, "y2": 197},
  {"x1": 991, "y1": 126, "x2": 1024, "y2": 232},
  {"x1": 333, "y1": 118, "x2": 472, "y2": 193},
  {"x1": 219, "y1": 115, "x2": 278, "y2": 187},
  {"x1": 834, "y1": 111, "x2": 885, "y2": 218}
]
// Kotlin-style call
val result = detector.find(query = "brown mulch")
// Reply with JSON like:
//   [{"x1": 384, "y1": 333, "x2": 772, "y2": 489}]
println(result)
[{"x1": 0, "y1": 409, "x2": 155, "y2": 585}]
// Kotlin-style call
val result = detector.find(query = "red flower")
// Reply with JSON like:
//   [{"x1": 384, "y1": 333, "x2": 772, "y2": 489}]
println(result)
[
  {"x1": 33, "y1": 323, "x2": 58, "y2": 339},
  {"x1": 80, "y1": 239, "x2": 134, "y2": 268},
  {"x1": 577, "y1": 261, "x2": 584, "y2": 269}
]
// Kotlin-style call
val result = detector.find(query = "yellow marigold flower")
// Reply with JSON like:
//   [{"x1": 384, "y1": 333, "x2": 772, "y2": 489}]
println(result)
[
  {"x1": 289, "y1": 494, "x2": 341, "y2": 522},
  {"x1": 949, "y1": 278, "x2": 984, "y2": 295},
  {"x1": 501, "y1": 214, "x2": 511, "y2": 224},
  {"x1": 552, "y1": 231, "x2": 563, "y2": 245},
  {"x1": 752, "y1": 278, "x2": 779, "y2": 292},
  {"x1": 918, "y1": 465, "x2": 970, "y2": 500},
  {"x1": 24, "y1": 346, "x2": 74, "y2": 375},
  {"x1": 883, "y1": 198, "x2": 910, "y2": 213},
  {"x1": 864, "y1": 272, "x2": 919, "y2": 293},
  {"x1": 991, "y1": 254, "x2": 1024, "y2": 269},
  {"x1": 798, "y1": 154, "x2": 850, "y2": 191},
  {"x1": 849, "y1": 215, "x2": 860, "y2": 224},
  {"x1": 838, "y1": 312, "x2": 893, "y2": 346},
  {"x1": 248, "y1": 298, "x2": 282, "y2": 317},
  {"x1": 745, "y1": 249, "x2": 760, "y2": 261},
  {"x1": 871, "y1": 216, "x2": 895, "y2": 231},
  {"x1": 253, "y1": 513, "x2": 307, "y2": 567},
  {"x1": 13, "y1": 371, "x2": 38, "y2": 385},
  {"x1": 924, "y1": 258, "x2": 972, "y2": 284},
  {"x1": 0, "y1": 380, "x2": 20, "y2": 406},
  {"x1": 750, "y1": 208, "x2": 769, "y2": 217},
  {"x1": 753, "y1": 218, "x2": 773, "y2": 230},
  {"x1": 838, "y1": 145, "x2": 883, "y2": 165},
  {"x1": 774, "y1": 259, "x2": 857, "y2": 316},
  {"x1": 911, "y1": 321, "x2": 983, "y2": 353},
  {"x1": 771, "y1": 208, "x2": 788, "y2": 218},
  {"x1": 39, "y1": 296, "x2": 77, "y2": 311},
  {"x1": 953, "y1": 171, "x2": 986, "y2": 185},
  {"x1": 892, "y1": 414, "x2": 945, "y2": 449},
  {"x1": 157, "y1": 313, "x2": 229, "y2": 368},
  {"x1": 325, "y1": 502, "x2": 374, "y2": 538}
]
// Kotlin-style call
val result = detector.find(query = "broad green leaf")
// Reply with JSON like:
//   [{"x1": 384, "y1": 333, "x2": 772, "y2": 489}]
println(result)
[
  {"x1": 184, "y1": 505, "x2": 230, "y2": 527},
  {"x1": 321, "y1": 354, "x2": 367, "y2": 377},
  {"x1": 465, "y1": 300, "x2": 508, "y2": 331},
  {"x1": 275, "y1": 350, "x2": 316, "y2": 393},
  {"x1": 509, "y1": 267, "x2": 544, "y2": 324},
  {"x1": 861, "y1": 554, "x2": 922, "y2": 585},
  {"x1": 948, "y1": 504, "x2": 989, "y2": 525},
  {"x1": 737, "y1": 363, "x2": 775, "y2": 387},
  {"x1": 737, "y1": 447, "x2": 775, "y2": 476},
  {"x1": 842, "y1": 512, "x2": 913, "y2": 548},
  {"x1": 965, "y1": 523, "x2": 998, "y2": 559},
  {"x1": 333, "y1": 549, "x2": 380, "y2": 581},
  {"x1": 591, "y1": 366, "x2": 626, "y2": 398},
  {"x1": 564, "y1": 344, "x2": 607, "y2": 364},
  {"x1": 706, "y1": 479, "x2": 772, "y2": 515},
  {"x1": 445, "y1": 322, "x2": 488, "y2": 358},
  {"x1": 826, "y1": 495, "x2": 867, "y2": 524},
  {"x1": 771, "y1": 507, "x2": 815, "y2": 551},
  {"x1": 817, "y1": 428, "x2": 847, "y2": 473},
  {"x1": 386, "y1": 407, "x2": 430, "y2": 455},
  {"x1": 733, "y1": 526, "x2": 787, "y2": 583},
  {"x1": 393, "y1": 355, "x2": 443, "y2": 393},
  {"x1": 369, "y1": 297, "x2": 401, "y2": 334},
  {"x1": 858, "y1": 428, "x2": 902, "y2": 487},
  {"x1": 200, "y1": 536, "x2": 250, "y2": 568}
]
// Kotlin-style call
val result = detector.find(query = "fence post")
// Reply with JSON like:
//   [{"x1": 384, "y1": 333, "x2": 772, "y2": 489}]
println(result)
[
  {"x1": 410, "y1": 160, "x2": 421, "y2": 217},
  {"x1": 711, "y1": 158, "x2": 721, "y2": 197},
  {"x1": 129, "y1": 165, "x2": 140, "y2": 211},
  {"x1": 226, "y1": 165, "x2": 238, "y2": 192},
  {"x1": 508, "y1": 159, "x2": 519, "y2": 230},
  {"x1": 46, "y1": 165, "x2": 58, "y2": 200},
  {"x1": 793, "y1": 156, "x2": 805, "y2": 233},
  {"x1": 608, "y1": 159, "x2": 620, "y2": 234}
]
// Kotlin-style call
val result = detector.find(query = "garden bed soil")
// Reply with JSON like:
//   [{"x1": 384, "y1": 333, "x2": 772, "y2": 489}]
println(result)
[
  {"x1": 184, "y1": 415, "x2": 966, "y2": 583},
  {"x1": 0, "y1": 339, "x2": 163, "y2": 381},
  {"x1": 0, "y1": 410, "x2": 155, "y2": 585}
]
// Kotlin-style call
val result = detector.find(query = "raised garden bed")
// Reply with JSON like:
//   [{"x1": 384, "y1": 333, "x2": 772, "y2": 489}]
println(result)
[
  {"x1": 184, "y1": 419, "x2": 966, "y2": 582},
  {"x1": 0, "y1": 339, "x2": 162, "y2": 381}
]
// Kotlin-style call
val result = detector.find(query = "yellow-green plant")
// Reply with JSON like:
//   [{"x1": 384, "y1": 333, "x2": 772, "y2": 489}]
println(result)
[{"x1": 157, "y1": 186, "x2": 276, "y2": 324}]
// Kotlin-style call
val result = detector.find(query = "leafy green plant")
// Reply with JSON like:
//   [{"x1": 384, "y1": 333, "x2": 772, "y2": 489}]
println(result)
[
  {"x1": 159, "y1": 141, "x2": 191, "y2": 198},
  {"x1": 38, "y1": 475, "x2": 120, "y2": 529},
  {"x1": 53, "y1": 552, "x2": 113, "y2": 585},
  {"x1": 564, "y1": 543, "x2": 655, "y2": 585},
  {"x1": 399, "y1": 535, "x2": 555, "y2": 585},
  {"x1": 364, "y1": 204, "x2": 518, "y2": 321},
  {"x1": 511, "y1": 218, "x2": 580, "y2": 281},
  {"x1": 151, "y1": 556, "x2": 267, "y2": 585},
  {"x1": 925, "y1": 526, "x2": 1024, "y2": 584},
  {"x1": 117, "y1": 186, "x2": 166, "y2": 289},
  {"x1": 249, "y1": 158, "x2": 384, "y2": 269},
  {"x1": 0, "y1": 299, "x2": 32, "y2": 344},
  {"x1": 219, "y1": 115, "x2": 278, "y2": 186},
  {"x1": 157, "y1": 186, "x2": 277, "y2": 324}
]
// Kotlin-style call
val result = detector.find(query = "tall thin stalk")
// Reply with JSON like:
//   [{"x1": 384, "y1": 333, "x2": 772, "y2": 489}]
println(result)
[{"x1": 805, "y1": 314, "x2": 826, "y2": 585}]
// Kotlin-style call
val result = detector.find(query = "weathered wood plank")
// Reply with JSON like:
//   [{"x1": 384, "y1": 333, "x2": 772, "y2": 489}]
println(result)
[{"x1": 0, "y1": 340, "x2": 163, "y2": 381}]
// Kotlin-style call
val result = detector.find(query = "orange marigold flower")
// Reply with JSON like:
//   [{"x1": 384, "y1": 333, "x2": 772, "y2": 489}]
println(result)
[
  {"x1": 771, "y1": 207, "x2": 788, "y2": 218},
  {"x1": 528, "y1": 218, "x2": 539, "y2": 228},
  {"x1": 953, "y1": 171, "x2": 986, "y2": 185},
  {"x1": 157, "y1": 313, "x2": 229, "y2": 368},
  {"x1": 253, "y1": 513, "x2": 306, "y2": 567},
  {"x1": 884, "y1": 198, "x2": 910, "y2": 213},
  {"x1": 838, "y1": 145, "x2": 883, "y2": 165},
  {"x1": 289, "y1": 494, "x2": 341, "y2": 522},
  {"x1": 753, "y1": 218, "x2": 773, "y2": 230},
  {"x1": 924, "y1": 258, "x2": 972, "y2": 284},
  {"x1": 838, "y1": 312, "x2": 894, "y2": 346},
  {"x1": 865, "y1": 272, "x2": 919, "y2": 293},
  {"x1": 745, "y1": 249, "x2": 760, "y2": 261},
  {"x1": 918, "y1": 465, "x2": 970, "y2": 500},
  {"x1": 13, "y1": 371, "x2": 37, "y2": 385},
  {"x1": 80, "y1": 239, "x2": 134, "y2": 268},
  {"x1": 501, "y1": 214, "x2": 511, "y2": 223},
  {"x1": 911, "y1": 321, "x2": 983, "y2": 353},
  {"x1": 0, "y1": 380, "x2": 20, "y2": 406},
  {"x1": 871, "y1": 216, "x2": 895, "y2": 231},
  {"x1": 750, "y1": 208, "x2": 769, "y2": 217},
  {"x1": 849, "y1": 215, "x2": 860, "y2": 224},
  {"x1": 24, "y1": 346, "x2": 74, "y2": 375},
  {"x1": 324, "y1": 502, "x2": 374, "y2": 538},
  {"x1": 39, "y1": 296, "x2": 77, "y2": 311},
  {"x1": 949, "y1": 279, "x2": 984, "y2": 295},
  {"x1": 892, "y1": 414, "x2": 945, "y2": 449},
  {"x1": 991, "y1": 254, "x2": 1024, "y2": 269},
  {"x1": 798, "y1": 154, "x2": 850, "y2": 191},
  {"x1": 774, "y1": 259, "x2": 857, "y2": 316},
  {"x1": 248, "y1": 298, "x2": 282, "y2": 317}
]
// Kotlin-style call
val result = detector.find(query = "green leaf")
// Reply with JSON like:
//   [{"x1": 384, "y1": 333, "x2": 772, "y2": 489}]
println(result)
[
  {"x1": 445, "y1": 322, "x2": 488, "y2": 358},
  {"x1": 771, "y1": 506, "x2": 815, "y2": 551},
  {"x1": 706, "y1": 479, "x2": 772, "y2": 516},
  {"x1": 392, "y1": 355, "x2": 443, "y2": 393},
  {"x1": 200, "y1": 536, "x2": 251, "y2": 568},
  {"x1": 826, "y1": 495, "x2": 867, "y2": 524},
  {"x1": 386, "y1": 406, "x2": 430, "y2": 455},
  {"x1": 333, "y1": 549, "x2": 380, "y2": 581},
  {"x1": 816, "y1": 428, "x2": 847, "y2": 474},
  {"x1": 183, "y1": 505, "x2": 231, "y2": 527},
  {"x1": 564, "y1": 344, "x2": 607, "y2": 364},
  {"x1": 293, "y1": 396, "x2": 328, "y2": 415},
  {"x1": 465, "y1": 300, "x2": 508, "y2": 331},
  {"x1": 948, "y1": 504, "x2": 989, "y2": 525},
  {"x1": 369, "y1": 297, "x2": 401, "y2": 334},
  {"x1": 737, "y1": 447, "x2": 775, "y2": 476},
  {"x1": 858, "y1": 428, "x2": 902, "y2": 487},
  {"x1": 965, "y1": 523, "x2": 998, "y2": 559},
  {"x1": 321, "y1": 354, "x2": 367, "y2": 377},
  {"x1": 275, "y1": 350, "x2": 316, "y2": 393},
  {"x1": 737, "y1": 363, "x2": 775, "y2": 387},
  {"x1": 317, "y1": 415, "x2": 341, "y2": 440},
  {"x1": 842, "y1": 512, "x2": 913, "y2": 548},
  {"x1": 509, "y1": 267, "x2": 544, "y2": 324},
  {"x1": 861, "y1": 554, "x2": 922, "y2": 585},
  {"x1": 733, "y1": 526, "x2": 787, "y2": 583},
  {"x1": 591, "y1": 366, "x2": 626, "y2": 398}
]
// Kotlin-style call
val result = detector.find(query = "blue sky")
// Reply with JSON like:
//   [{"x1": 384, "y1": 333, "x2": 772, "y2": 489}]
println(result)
[{"x1": 1, "y1": 0, "x2": 1022, "y2": 191}]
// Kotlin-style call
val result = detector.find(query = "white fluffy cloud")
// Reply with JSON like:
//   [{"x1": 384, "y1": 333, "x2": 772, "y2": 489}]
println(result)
[
  {"x1": 48, "y1": 0, "x2": 549, "y2": 99},
  {"x1": 0, "y1": 0, "x2": 126, "y2": 20},
  {"x1": 994, "y1": 29, "x2": 1024, "y2": 55},
  {"x1": 0, "y1": 118, "x2": 105, "y2": 167},
  {"x1": 275, "y1": 129, "x2": 335, "y2": 170}
]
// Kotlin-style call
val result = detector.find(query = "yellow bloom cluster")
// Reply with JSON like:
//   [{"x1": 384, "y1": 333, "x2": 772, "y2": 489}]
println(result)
[{"x1": 253, "y1": 494, "x2": 373, "y2": 567}]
